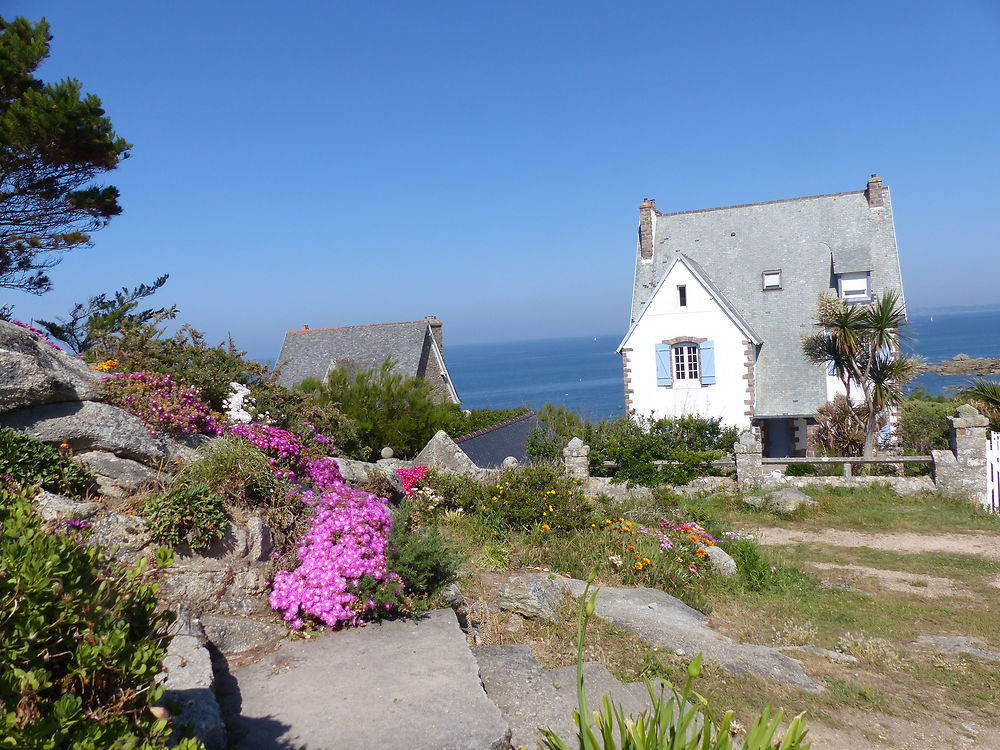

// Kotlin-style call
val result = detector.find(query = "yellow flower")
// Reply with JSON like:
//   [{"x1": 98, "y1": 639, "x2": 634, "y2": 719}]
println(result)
[
  {"x1": 58, "y1": 440, "x2": 70, "y2": 453},
  {"x1": 542, "y1": 524, "x2": 551, "y2": 532}
]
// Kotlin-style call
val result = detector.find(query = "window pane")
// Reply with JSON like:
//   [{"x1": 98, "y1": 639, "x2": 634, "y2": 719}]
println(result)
[
  {"x1": 763, "y1": 271, "x2": 781, "y2": 289},
  {"x1": 673, "y1": 346, "x2": 686, "y2": 379}
]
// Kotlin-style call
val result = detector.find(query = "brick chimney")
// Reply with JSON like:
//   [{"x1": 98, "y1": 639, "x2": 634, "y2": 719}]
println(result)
[
  {"x1": 639, "y1": 198, "x2": 657, "y2": 260},
  {"x1": 866, "y1": 174, "x2": 884, "y2": 208},
  {"x1": 425, "y1": 316, "x2": 444, "y2": 356}
]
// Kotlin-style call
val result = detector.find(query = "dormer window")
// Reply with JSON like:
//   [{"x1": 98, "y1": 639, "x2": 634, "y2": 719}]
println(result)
[
  {"x1": 838, "y1": 272, "x2": 870, "y2": 301},
  {"x1": 762, "y1": 270, "x2": 781, "y2": 290}
]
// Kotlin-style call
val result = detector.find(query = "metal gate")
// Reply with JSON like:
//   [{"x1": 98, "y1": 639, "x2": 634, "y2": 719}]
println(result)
[{"x1": 987, "y1": 431, "x2": 1000, "y2": 513}]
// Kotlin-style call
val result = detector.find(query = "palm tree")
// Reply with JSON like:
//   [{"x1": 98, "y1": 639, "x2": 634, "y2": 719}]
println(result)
[
  {"x1": 963, "y1": 379, "x2": 1000, "y2": 430},
  {"x1": 802, "y1": 290, "x2": 917, "y2": 457}
]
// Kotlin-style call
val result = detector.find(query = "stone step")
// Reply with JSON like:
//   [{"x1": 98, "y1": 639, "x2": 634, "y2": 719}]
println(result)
[
  {"x1": 475, "y1": 645, "x2": 577, "y2": 750},
  {"x1": 218, "y1": 609, "x2": 510, "y2": 750},
  {"x1": 547, "y1": 662, "x2": 647, "y2": 722}
]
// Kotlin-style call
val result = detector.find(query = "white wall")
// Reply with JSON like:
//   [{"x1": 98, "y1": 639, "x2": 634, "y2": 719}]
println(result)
[{"x1": 623, "y1": 261, "x2": 752, "y2": 429}]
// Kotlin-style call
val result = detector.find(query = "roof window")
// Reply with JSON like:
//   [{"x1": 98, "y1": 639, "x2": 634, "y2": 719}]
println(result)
[{"x1": 762, "y1": 270, "x2": 781, "y2": 290}]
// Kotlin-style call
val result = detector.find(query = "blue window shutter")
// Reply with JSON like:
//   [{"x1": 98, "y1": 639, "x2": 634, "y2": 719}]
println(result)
[
  {"x1": 655, "y1": 344, "x2": 672, "y2": 386},
  {"x1": 699, "y1": 340, "x2": 716, "y2": 384}
]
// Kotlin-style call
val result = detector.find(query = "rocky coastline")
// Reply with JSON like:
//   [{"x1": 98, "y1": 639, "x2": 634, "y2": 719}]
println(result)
[{"x1": 919, "y1": 354, "x2": 1000, "y2": 377}]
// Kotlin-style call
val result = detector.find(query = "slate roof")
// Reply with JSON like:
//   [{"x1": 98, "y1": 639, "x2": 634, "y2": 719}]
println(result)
[
  {"x1": 626, "y1": 181, "x2": 905, "y2": 418},
  {"x1": 275, "y1": 320, "x2": 444, "y2": 390},
  {"x1": 455, "y1": 412, "x2": 549, "y2": 469}
]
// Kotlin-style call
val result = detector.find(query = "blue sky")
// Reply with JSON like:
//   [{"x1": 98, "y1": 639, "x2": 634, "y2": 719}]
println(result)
[{"x1": 5, "y1": 1, "x2": 999, "y2": 358}]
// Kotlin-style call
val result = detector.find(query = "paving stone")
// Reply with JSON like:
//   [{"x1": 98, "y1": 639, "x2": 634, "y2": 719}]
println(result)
[
  {"x1": 475, "y1": 645, "x2": 576, "y2": 749},
  {"x1": 559, "y1": 578, "x2": 822, "y2": 692},
  {"x1": 219, "y1": 609, "x2": 510, "y2": 750},
  {"x1": 548, "y1": 661, "x2": 647, "y2": 720}
]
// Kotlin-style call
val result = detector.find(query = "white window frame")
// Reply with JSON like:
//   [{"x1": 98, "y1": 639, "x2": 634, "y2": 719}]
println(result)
[
  {"x1": 672, "y1": 343, "x2": 700, "y2": 381},
  {"x1": 762, "y1": 270, "x2": 781, "y2": 290},
  {"x1": 838, "y1": 272, "x2": 871, "y2": 301}
]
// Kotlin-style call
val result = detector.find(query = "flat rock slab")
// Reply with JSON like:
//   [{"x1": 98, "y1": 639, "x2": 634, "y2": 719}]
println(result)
[
  {"x1": 560, "y1": 579, "x2": 822, "y2": 692},
  {"x1": 220, "y1": 608, "x2": 510, "y2": 750},
  {"x1": 475, "y1": 645, "x2": 576, "y2": 749},
  {"x1": 548, "y1": 662, "x2": 646, "y2": 719},
  {"x1": 912, "y1": 635, "x2": 1000, "y2": 662}
]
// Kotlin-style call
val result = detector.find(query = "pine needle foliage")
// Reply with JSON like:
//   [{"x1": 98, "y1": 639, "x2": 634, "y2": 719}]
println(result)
[{"x1": 0, "y1": 16, "x2": 130, "y2": 293}]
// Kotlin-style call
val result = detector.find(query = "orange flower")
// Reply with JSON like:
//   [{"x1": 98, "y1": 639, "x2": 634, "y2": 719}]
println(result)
[
  {"x1": 696, "y1": 548, "x2": 707, "y2": 558},
  {"x1": 628, "y1": 545, "x2": 636, "y2": 552},
  {"x1": 542, "y1": 524, "x2": 551, "y2": 532}
]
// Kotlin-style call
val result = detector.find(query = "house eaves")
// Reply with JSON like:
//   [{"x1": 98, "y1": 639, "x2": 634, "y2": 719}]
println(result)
[{"x1": 618, "y1": 253, "x2": 762, "y2": 353}]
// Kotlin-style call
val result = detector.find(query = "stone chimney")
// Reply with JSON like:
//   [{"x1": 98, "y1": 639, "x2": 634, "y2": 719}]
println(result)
[
  {"x1": 866, "y1": 174, "x2": 884, "y2": 208},
  {"x1": 639, "y1": 198, "x2": 657, "y2": 261},
  {"x1": 425, "y1": 316, "x2": 444, "y2": 355}
]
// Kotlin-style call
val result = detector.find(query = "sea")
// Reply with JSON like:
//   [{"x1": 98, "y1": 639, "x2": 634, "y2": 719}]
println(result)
[{"x1": 446, "y1": 310, "x2": 1000, "y2": 422}]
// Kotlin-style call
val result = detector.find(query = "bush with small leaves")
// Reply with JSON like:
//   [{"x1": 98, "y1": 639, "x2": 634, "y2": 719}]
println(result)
[
  {"x1": 141, "y1": 482, "x2": 228, "y2": 550},
  {"x1": 0, "y1": 487, "x2": 202, "y2": 748},
  {"x1": 0, "y1": 427, "x2": 94, "y2": 496}
]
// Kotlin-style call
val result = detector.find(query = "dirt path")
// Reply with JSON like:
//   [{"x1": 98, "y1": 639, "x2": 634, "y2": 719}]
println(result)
[
  {"x1": 805, "y1": 561, "x2": 977, "y2": 599},
  {"x1": 752, "y1": 527, "x2": 1000, "y2": 561}
]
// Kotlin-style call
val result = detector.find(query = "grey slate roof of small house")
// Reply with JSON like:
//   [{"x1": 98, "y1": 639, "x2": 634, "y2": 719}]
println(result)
[
  {"x1": 454, "y1": 412, "x2": 549, "y2": 469},
  {"x1": 275, "y1": 320, "x2": 433, "y2": 388},
  {"x1": 627, "y1": 182, "x2": 905, "y2": 418}
]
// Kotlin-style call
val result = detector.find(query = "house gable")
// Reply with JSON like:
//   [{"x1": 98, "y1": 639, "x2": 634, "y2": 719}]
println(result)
[{"x1": 620, "y1": 255, "x2": 754, "y2": 427}]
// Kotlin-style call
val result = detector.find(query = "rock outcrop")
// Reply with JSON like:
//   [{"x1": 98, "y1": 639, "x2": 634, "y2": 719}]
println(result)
[{"x1": 0, "y1": 320, "x2": 99, "y2": 413}]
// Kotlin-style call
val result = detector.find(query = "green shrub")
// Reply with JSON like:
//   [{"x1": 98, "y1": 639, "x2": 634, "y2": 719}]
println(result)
[
  {"x1": 177, "y1": 437, "x2": 279, "y2": 507},
  {"x1": 459, "y1": 407, "x2": 532, "y2": 435},
  {"x1": 0, "y1": 428, "x2": 95, "y2": 496},
  {"x1": 88, "y1": 317, "x2": 301, "y2": 425},
  {"x1": 588, "y1": 415, "x2": 738, "y2": 487},
  {"x1": 784, "y1": 463, "x2": 819, "y2": 476},
  {"x1": 297, "y1": 358, "x2": 465, "y2": 460},
  {"x1": 425, "y1": 465, "x2": 593, "y2": 532},
  {"x1": 386, "y1": 499, "x2": 464, "y2": 611},
  {"x1": 0, "y1": 487, "x2": 195, "y2": 748},
  {"x1": 899, "y1": 398, "x2": 952, "y2": 455},
  {"x1": 141, "y1": 482, "x2": 228, "y2": 550}
]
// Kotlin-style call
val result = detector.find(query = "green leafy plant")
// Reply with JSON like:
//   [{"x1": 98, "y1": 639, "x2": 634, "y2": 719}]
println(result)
[
  {"x1": 140, "y1": 482, "x2": 228, "y2": 550},
  {"x1": 297, "y1": 357, "x2": 465, "y2": 460},
  {"x1": 424, "y1": 465, "x2": 593, "y2": 532},
  {"x1": 588, "y1": 414, "x2": 738, "y2": 487},
  {"x1": 539, "y1": 581, "x2": 810, "y2": 750},
  {"x1": 784, "y1": 463, "x2": 819, "y2": 477},
  {"x1": 0, "y1": 427, "x2": 94, "y2": 496},
  {"x1": 0, "y1": 487, "x2": 197, "y2": 747},
  {"x1": 386, "y1": 499, "x2": 464, "y2": 611}
]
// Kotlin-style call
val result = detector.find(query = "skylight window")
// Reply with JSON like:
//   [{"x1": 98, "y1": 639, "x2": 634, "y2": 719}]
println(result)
[
  {"x1": 838, "y1": 272, "x2": 870, "y2": 301},
  {"x1": 762, "y1": 270, "x2": 781, "y2": 290}
]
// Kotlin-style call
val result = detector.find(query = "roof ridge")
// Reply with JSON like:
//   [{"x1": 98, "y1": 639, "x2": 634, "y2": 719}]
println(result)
[
  {"x1": 655, "y1": 190, "x2": 865, "y2": 218},
  {"x1": 286, "y1": 320, "x2": 427, "y2": 334},
  {"x1": 455, "y1": 411, "x2": 535, "y2": 443}
]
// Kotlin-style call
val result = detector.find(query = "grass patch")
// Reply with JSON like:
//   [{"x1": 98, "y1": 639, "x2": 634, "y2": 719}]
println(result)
[{"x1": 676, "y1": 484, "x2": 1000, "y2": 534}]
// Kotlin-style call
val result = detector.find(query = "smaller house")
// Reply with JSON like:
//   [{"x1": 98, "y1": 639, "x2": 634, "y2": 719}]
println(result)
[
  {"x1": 275, "y1": 316, "x2": 460, "y2": 404},
  {"x1": 454, "y1": 412, "x2": 550, "y2": 468}
]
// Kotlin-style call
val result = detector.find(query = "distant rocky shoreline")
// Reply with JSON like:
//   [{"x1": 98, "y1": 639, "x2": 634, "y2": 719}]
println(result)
[{"x1": 919, "y1": 354, "x2": 1000, "y2": 377}]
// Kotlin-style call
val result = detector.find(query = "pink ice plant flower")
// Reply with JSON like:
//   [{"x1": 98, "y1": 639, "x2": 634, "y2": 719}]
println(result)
[
  {"x1": 103, "y1": 372, "x2": 221, "y2": 436},
  {"x1": 395, "y1": 465, "x2": 428, "y2": 496},
  {"x1": 269, "y1": 481, "x2": 396, "y2": 629}
]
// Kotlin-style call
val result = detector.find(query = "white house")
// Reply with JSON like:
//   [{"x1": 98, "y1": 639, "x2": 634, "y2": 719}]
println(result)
[{"x1": 618, "y1": 175, "x2": 905, "y2": 457}]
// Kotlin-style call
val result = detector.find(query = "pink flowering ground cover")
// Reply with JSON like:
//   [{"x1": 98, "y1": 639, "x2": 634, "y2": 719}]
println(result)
[
  {"x1": 269, "y1": 482, "x2": 399, "y2": 629},
  {"x1": 101, "y1": 371, "x2": 221, "y2": 436}
]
